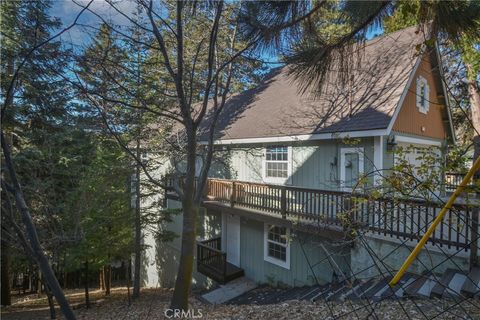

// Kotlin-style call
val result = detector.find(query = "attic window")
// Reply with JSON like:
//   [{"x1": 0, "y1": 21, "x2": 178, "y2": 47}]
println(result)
[{"x1": 416, "y1": 76, "x2": 430, "y2": 114}]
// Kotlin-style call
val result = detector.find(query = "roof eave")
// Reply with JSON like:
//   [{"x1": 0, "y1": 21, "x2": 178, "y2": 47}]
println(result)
[
  {"x1": 434, "y1": 43, "x2": 457, "y2": 145},
  {"x1": 200, "y1": 128, "x2": 389, "y2": 145}
]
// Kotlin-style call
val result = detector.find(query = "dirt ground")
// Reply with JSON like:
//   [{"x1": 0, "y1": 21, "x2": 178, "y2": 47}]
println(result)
[{"x1": 2, "y1": 287, "x2": 480, "y2": 319}]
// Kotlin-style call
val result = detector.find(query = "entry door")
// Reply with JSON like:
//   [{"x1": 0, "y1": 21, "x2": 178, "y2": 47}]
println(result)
[
  {"x1": 340, "y1": 148, "x2": 364, "y2": 191},
  {"x1": 223, "y1": 214, "x2": 240, "y2": 267}
]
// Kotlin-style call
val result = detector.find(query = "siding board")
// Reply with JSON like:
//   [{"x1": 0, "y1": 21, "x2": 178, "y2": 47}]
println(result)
[
  {"x1": 220, "y1": 139, "x2": 376, "y2": 191},
  {"x1": 239, "y1": 217, "x2": 350, "y2": 286},
  {"x1": 393, "y1": 53, "x2": 447, "y2": 139}
]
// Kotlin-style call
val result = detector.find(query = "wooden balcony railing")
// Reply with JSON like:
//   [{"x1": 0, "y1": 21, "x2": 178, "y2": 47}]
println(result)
[
  {"x1": 196, "y1": 237, "x2": 244, "y2": 283},
  {"x1": 205, "y1": 179, "x2": 478, "y2": 252},
  {"x1": 444, "y1": 172, "x2": 474, "y2": 192},
  {"x1": 197, "y1": 237, "x2": 227, "y2": 282}
]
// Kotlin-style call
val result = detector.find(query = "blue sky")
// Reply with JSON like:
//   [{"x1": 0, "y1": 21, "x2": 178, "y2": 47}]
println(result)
[
  {"x1": 50, "y1": 0, "x2": 384, "y2": 63},
  {"x1": 50, "y1": 0, "x2": 139, "y2": 46}
]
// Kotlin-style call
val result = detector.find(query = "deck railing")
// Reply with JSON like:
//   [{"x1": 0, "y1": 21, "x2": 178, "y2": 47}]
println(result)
[
  {"x1": 444, "y1": 172, "x2": 471, "y2": 192},
  {"x1": 206, "y1": 179, "x2": 477, "y2": 251},
  {"x1": 196, "y1": 237, "x2": 226, "y2": 282}
]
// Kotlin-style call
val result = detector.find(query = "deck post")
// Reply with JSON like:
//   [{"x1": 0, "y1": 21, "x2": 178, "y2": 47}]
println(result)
[
  {"x1": 222, "y1": 252, "x2": 227, "y2": 283},
  {"x1": 470, "y1": 206, "x2": 479, "y2": 268},
  {"x1": 281, "y1": 187, "x2": 287, "y2": 219},
  {"x1": 230, "y1": 181, "x2": 236, "y2": 208}
]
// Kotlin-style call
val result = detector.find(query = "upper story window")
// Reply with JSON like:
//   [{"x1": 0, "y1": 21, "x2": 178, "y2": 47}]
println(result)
[
  {"x1": 263, "y1": 146, "x2": 292, "y2": 184},
  {"x1": 264, "y1": 224, "x2": 290, "y2": 269},
  {"x1": 416, "y1": 76, "x2": 430, "y2": 114}
]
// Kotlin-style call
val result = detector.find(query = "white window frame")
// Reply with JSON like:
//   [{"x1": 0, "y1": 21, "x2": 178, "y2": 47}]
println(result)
[
  {"x1": 262, "y1": 146, "x2": 292, "y2": 184},
  {"x1": 416, "y1": 76, "x2": 430, "y2": 114},
  {"x1": 340, "y1": 147, "x2": 364, "y2": 192},
  {"x1": 264, "y1": 223, "x2": 290, "y2": 269}
]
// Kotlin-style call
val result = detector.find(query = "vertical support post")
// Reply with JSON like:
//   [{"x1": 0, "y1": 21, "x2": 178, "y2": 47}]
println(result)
[
  {"x1": 196, "y1": 243, "x2": 200, "y2": 269},
  {"x1": 203, "y1": 179, "x2": 210, "y2": 199},
  {"x1": 470, "y1": 205, "x2": 479, "y2": 268},
  {"x1": 230, "y1": 181, "x2": 236, "y2": 207},
  {"x1": 222, "y1": 252, "x2": 227, "y2": 283},
  {"x1": 344, "y1": 195, "x2": 352, "y2": 216},
  {"x1": 281, "y1": 187, "x2": 287, "y2": 219}
]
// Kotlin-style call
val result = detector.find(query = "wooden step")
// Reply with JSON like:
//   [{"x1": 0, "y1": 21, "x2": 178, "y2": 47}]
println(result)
[
  {"x1": 431, "y1": 269, "x2": 459, "y2": 298},
  {"x1": 343, "y1": 278, "x2": 377, "y2": 300},
  {"x1": 405, "y1": 274, "x2": 436, "y2": 298},
  {"x1": 299, "y1": 285, "x2": 325, "y2": 301},
  {"x1": 374, "y1": 274, "x2": 418, "y2": 300},
  {"x1": 391, "y1": 274, "x2": 418, "y2": 298},
  {"x1": 444, "y1": 272, "x2": 467, "y2": 298},
  {"x1": 312, "y1": 282, "x2": 345, "y2": 302},
  {"x1": 461, "y1": 267, "x2": 480, "y2": 297},
  {"x1": 326, "y1": 280, "x2": 361, "y2": 302},
  {"x1": 361, "y1": 277, "x2": 391, "y2": 299}
]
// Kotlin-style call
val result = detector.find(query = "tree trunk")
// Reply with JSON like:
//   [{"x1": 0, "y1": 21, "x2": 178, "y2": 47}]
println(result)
[
  {"x1": 37, "y1": 270, "x2": 43, "y2": 296},
  {"x1": 1, "y1": 237, "x2": 11, "y2": 306},
  {"x1": 126, "y1": 259, "x2": 131, "y2": 306},
  {"x1": 133, "y1": 139, "x2": 142, "y2": 299},
  {"x1": 99, "y1": 269, "x2": 104, "y2": 291},
  {"x1": 45, "y1": 285, "x2": 56, "y2": 320},
  {"x1": 1, "y1": 134, "x2": 76, "y2": 319},
  {"x1": 170, "y1": 129, "x2": 200, "y2": 310},
  {"x1": 170, "y1": 201, "x2": 198, "y2": 310},
  {"x1": 467, "y1": 63, "x2": 480, "y2": 268},
  {"x1": 104, "y1": 265, "x2": 111, "y2": 296},
  {"x1": 84, "y1": 261, "x2": 90, "y2": 309}
]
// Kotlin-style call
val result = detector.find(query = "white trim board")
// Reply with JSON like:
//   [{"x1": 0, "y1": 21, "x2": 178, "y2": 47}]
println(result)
[
  {"x1": 395, "y1": 135, "x2": 442, "y2": 147},
  {"x1": 373, "y1": 136, "x2": 384, "y2": 186},
  {"x1": 207, "y1": 129, "x2": 388, "y2": 145},
  {"x1": 434, "y1": 44, "x2": 456, "y2": 145},
  {"x1": 263, "y1": 223, "x2": 290, "y2": 270},
  {"x1": 262, "y1": 146, "x2": 293, "y2": 185}
]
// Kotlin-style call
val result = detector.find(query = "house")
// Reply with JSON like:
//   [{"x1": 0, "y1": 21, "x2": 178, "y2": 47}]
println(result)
[{"x1": 141, "y1": 26, "x2": 476, "y2": 290}]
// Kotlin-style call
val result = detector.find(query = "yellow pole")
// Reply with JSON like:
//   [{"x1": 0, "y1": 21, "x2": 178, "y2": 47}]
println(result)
[{"x1": 389, "y1": 156, "x2": 480, "y2": 287}]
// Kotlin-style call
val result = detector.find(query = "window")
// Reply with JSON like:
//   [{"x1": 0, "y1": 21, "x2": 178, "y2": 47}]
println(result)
[
  {"x1": 344, "y1": 152, "x2": 360, "y2": 188},
  {"x1": 264, "y1": 146, "x2": 291, "y2": 183},
  {"x1": 416, "y1": 76, "x2": 430, "y2": 114},
  {"x1": 264, "y1": 224, "x2": 290, "y2": 269}
]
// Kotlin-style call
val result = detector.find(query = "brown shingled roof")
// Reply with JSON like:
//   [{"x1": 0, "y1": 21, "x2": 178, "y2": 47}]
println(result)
[{"x1": 209, "y1": 26, "x2": 428, "y2": 141}]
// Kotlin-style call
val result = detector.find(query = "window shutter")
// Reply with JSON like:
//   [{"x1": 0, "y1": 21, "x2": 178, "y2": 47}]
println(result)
[{"x1": 416, "y1": 79, "x2": 422, "y2": 110}]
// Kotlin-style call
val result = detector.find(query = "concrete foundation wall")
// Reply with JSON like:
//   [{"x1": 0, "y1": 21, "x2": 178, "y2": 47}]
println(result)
[{"x1": 351, "y1": 235, "x2": 469, "y2": 279}]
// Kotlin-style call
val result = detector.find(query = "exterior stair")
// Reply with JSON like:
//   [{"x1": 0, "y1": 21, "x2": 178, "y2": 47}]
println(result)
[
  {"x1": 225, "y1": 268, "x2": 480, "y2": 305},
  {"x1": 461, "y1": 267, "x2": 480, "y2": 297}
]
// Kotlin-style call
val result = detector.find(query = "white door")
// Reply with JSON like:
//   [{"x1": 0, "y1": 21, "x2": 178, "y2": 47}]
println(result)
[
  {"x1": 222, "y1": 214, "x2": 240, "y2": 267},
  {"x1": 340, "y1": 147, "x2": 364, "y2": 191}
]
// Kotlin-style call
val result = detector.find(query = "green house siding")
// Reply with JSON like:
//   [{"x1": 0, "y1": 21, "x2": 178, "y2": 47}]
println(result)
[
  {"x1": 239, "y1": 217, "x2": 350, "y2": 286},
  {"x1": 154, "y1": 199, "x2": 222, "y2": 289},
  {"x1": 216, "y1": 138, "x2": 376, "y2": 191}
]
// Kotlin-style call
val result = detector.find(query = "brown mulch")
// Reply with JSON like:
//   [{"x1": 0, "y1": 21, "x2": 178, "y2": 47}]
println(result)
[{"x1": 1, "y1": 287, "x2": 480, "y2": 319}]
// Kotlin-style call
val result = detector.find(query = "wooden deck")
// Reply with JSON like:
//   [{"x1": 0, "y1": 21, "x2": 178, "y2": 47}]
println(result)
[{"x1": 168, "y1": 178, "x2": 479, "y2": 252}]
